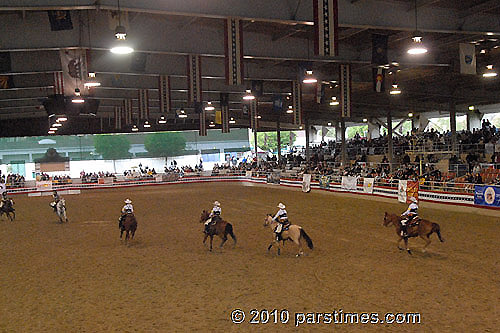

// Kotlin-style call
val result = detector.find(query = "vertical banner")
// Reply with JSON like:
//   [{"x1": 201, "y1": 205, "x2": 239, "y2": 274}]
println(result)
[
  {"x1": 53, "y1": 72, "x2": 64, "y2": 95},
  {"x1": 373, "y1": 67, "x2": 386, "y2": 93},
  {"x1": 292, "y1": 80, "x2": 302, "y2": 125},
  {"x1": 406, "y1": 181, "x2": 419, "y2": 203},
  {"x1": 363, "y1": 177, "x2": 375, "y2": 194},
  {"x1": 302, "y1": 174, "x2": 312, "y2": 193},
  {"x1": 315, "y1": 82, "x2": 323, "y2": 104},
  {"x1": 187, "y1": 55, "x2": 202, "y2": 103},
  {"x1": 398, "y1": 180, "x2": 407, "y2": 203},
  {"x1": 341, "y1": 176, "x2": 358, "y2": 192},
  {"x1": 59, "y1": 49, "x2": 88, "y2": 96},
  {"x1": 138, "y1": 89, "x2": 149, "y2": 120},
  {"x1": 340, "y1": 64, "x2": 351, "y2": 118},
  {"x1": 319, "y1": 175, "x2": 331, "y2": 189},
  {"x1": 199, "y1": 107, "x2": 207, "y2": 136},
  {"x1": 249, "y1": 98, "x2": 258, "y2": 130},
  {"x1": 459, "y1": 43, "x2": 476, "y2": 75},
  {"x1": 371, "y1": 34, "x2": 388, "y2": 65},
  {"x1": 114, "y1": 106, "x2": 122, "y2": 129},
  {"x1": 123, "y1": 99, "x2": 133, "y2": 125},
  {"x1": 220, "y1": 93, "x2": 230, "y2": 133},
  {"x1": 224, "y1": 17, "x2": 244, "y2": 86},
  {"x1": 314, "y1": 0, "x2": 339, "y2": 57},
  {"x1": 158, "y1": 75, "x2": 171, "y2": 114}
]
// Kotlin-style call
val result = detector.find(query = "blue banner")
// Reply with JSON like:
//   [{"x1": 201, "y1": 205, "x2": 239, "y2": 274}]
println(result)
[{"x1": 474, "y1": 185, "x2": 500, "y2": 207}]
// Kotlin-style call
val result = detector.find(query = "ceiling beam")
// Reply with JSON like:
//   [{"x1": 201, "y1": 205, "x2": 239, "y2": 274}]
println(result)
[{"x1": 459, "y1": 0, "x2": 500, "y2": 19}]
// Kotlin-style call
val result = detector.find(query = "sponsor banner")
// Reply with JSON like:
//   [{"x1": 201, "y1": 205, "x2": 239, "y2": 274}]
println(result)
[
  {"x1": 201, "y1": 170, "x2": 212, "y2": 177},
  {"x1": 267, "y1": 171, "x2": 281, "y2": 185},
  {"x1": 407, "y1": 181, "x2": 419, "y2": 203},
  {"x1": 313, "y1": 0, "x2": 339, "y2": 57},
  {"x1": 474, "y1": 185, "x2": 500, "y2": 207},
  {"x1": 398, "y1": 180, "x2": 407, "y2": 203},
  {"x1": 459, "y1": 43, "x2": 476, "y2": 75},
  {"x1": 339, "y1": 64, "x2": 351, "y2": 118},
  {"x1": 302, "y1": 174, "x2": 311, "y2": 193},
  {"x1": 319, "y1": 175, "x2": 331, "y2": 189},
  {"x1": 363, "y1": 177, "x2": 374, "y2": 194},
  {"x1": 245, "y1": 171, "x2": 253, "y2": 178},
  {"x1": 36, "y1": 181, "x2": 53, "y2": 191},
  {"x1": 341, "y1": 176, "x2": 357, "y2": 191}
]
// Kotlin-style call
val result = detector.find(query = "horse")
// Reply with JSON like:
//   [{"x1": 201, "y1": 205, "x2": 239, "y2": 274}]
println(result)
[
  {"x1": 264, "y1": 214, "x2": 313, "y2": 257},
  {"x1": 55, "y1": 199, "x2": 68, "y2": 223},
  {"x1": 0, "y1": 199, "x2": 15, "y2": 221},
  {"x1": 120, "y1": 213, "x2": 137, "y2": 243},
  {"x1": 383, "y1": 212, "x2": 444, "y2": 254},
  {"x1": 199, "y1": 210, "x2": 236, "y2": 251}
]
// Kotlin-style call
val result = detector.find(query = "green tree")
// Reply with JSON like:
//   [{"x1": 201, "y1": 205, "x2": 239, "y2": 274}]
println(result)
[
  {"x1": 93, "y1": 134, "x2": 131, "y2": 160},
  {"x1": 253, "y1": 131, "x2": 295, "y2": 152},
  {"x1": 346, "y1": 125, "x2": 367, "y2": 139},
  {"x1": 144, "y1": 132, "x2": 186, "y2": 158}
]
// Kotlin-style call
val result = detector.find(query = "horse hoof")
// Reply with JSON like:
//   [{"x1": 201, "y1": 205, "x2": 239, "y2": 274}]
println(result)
[{"x1": 407, "y1": 250, "x2": 412, "y2": 255}]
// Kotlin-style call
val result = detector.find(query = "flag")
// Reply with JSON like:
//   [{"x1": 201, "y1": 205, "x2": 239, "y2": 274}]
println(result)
[
  {"x1": 47, "y1": 10, "x2": 73, "y2": 31},
  {"x1": 252, "y1": 80, "x2": 263, "y2": 97},
  {"x1": 53, "y1": 72, "x2": 64, "y2": 95},
  {"x1": 158, "y1": 75, "x2": 171, "y2": 114},
  {"x1": 371, "y1": 34, "x2": 388, "y2": 65},
  {"x1": 459, "y1": 43, "x2": 476, "y2": 75},
  {"x1": 220, "y1": 93, "x2": 230, "y2": 133},
  {"x1": 138, "y1": 89, "x2": 149, "y2": 120},
  {"x1": 123, "y1": 99, "x2": 133, "y2": 125},
  {"x1": 114, "y1": 106, "x2": 122, "y2": 129},
  {"x1": 372, "y1": 67, "x2": 385, "y2": 93},
  {"x1": 215, "y1": 111, "x2": 222, "y2": 124},
  {"x1": 225, "y1": 18, "x2": 244, "y2": 86},
  {"x1": 313, "y1": 0, "x2": 339, "y2": 57},
  {"x1": 339, "y1": 64, "x2": 351, "y2": 118},
  {"x1": 59, "y1": 49, "x2": 88, "y2": 96},
  {"x1": 0, "y1": 52, "x2": 11, "y2": 72},
  {"x1": 187, "y1": 55, "x2": 202, "y2": 103},
  {"x1": 249, "y1": 99, "x2": 258, "y2": 130},
  {"x1": 292, "y1": 80, "x2": 302, "y2": 125},
  {"x1": 0, "y1": 76, "x2": 14, "y2": 89}
]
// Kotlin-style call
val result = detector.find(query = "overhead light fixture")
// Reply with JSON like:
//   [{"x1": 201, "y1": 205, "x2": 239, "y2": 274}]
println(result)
[
  {"x1": 53, "y1": 123, "x2": 62, "y2": 127},
  {"x1": 177, "y1": 109, "x2": 188, "y2": 118},
  {"x1": 286, "y1": 105, "x2": 294, "y2": 114},
  {"x1": 468, "y1": 105, "x2": 475, "y2": 111},
  {"x1": 110, "y1": 0, "x2": 134, "y2": 55},
  {"x1": 84, "y1": 72, "x2": 101, "y2": 87},
  {"x1": 407, "y1": 35, "x2": 428, "y2": 55},
  {"x1": 390, "y1": 83, "x2": 402, "y2": 95},
  {"x1": 205, "y1": 101, "x2": 215, "y2": 111},
  {"x1": 391, "y1": 61, "x2": 399, "y2": 66},
  {"x1": 408, "y1": 112, "x2": 414, "y2": 118},
  {"x1": 56, "y1": 116, "x2": 67, "y2": 122},
  {"x1": 158, "y1": 115, "x2": 167, "y2": 124},
  {"x1": 483, "y1": 64, "x2": 498, "y2": 78},
  {"x1": 486, "y1": 32, "x2": 494, "y2": 36},
  {"x1": 143, "y1": 120, "x2": 151, "y2": 128},
  {"x1": 480, "y1": 49, "x2": 487, "y2": 54},
  {"x1": 243, "y1": 89, "x2": 255, "y2": 100},
  {"x1": 363, "y1": 118, "x2": 368, "y2": 122},
  {"x1": 303, "y1": 70, "x2": 318, "y2": 84},
  {"x1": 229, "y1": 117, "x2": 236, "y2": 124},
  {"x1": 330, "y1": 96, "x2": 339, "y2": 106},
  {"x1": 257, "y1": 115, "x2": 262, "y2": 119},
  {"x1": 131, "y1": 125, "x2": 139, "y2": 132},
  {"x1": 72, "y1": 88, "x2": 85, "y2": 103},
  {"x1": 48, "y1": 130, "x2": 55, "y2": 134},
  {"x1": 209, "y1": 121, "x2": 215, "y2": 127},
  {"x1": 327, "y1": 122, "x2": 332, "y2": 126},
  {"x1": 49, "y1": 127, "x2": 58, "y2": 131},
  {"x1": 299, "y1": 125, "x2": 303, "y2": 130}
]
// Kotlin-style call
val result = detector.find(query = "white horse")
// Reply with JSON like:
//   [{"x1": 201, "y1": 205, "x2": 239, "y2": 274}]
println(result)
[{"x1": 54, "y1": 199, "x2": 68, "y2": 223}]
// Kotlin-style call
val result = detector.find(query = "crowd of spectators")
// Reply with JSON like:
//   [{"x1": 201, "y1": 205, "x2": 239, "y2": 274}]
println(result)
[
  {"x1": 80, "y1": 171, "x2": 116, "y2": 183},
  {"x1": 0, "y1": 172, "x2": 25, "y2": 187}
]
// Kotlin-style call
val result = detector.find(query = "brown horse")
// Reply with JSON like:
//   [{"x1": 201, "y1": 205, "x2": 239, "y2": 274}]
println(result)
[
  {"x1": 199, "y1": 210, "x2": 236, "y2": 251},
  {"x1": 383, "y1": 212, "x2": 444, "y2": 254},
  {"x1": 0, "y1": 199, "x2": 15, "y2": 221},
  {"x1": 264, "y1": 214, "x2": 313, "y2": 256},
  {"x1": 120, "y1": 213, "x2": 137, "y2": 243}
]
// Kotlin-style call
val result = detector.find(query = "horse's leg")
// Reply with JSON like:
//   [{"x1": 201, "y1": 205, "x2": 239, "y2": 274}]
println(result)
[
  {"x1": 203, "y1": 233, "x2": 208, "y2": 245},
  {"x1": 404, "y1": 237, "x2": 411, "y2": 255},
  {"x1": 397, "y1": 237, "x2": 404, "y2": 251},
  {"x1": 209, "y1": 235, "x2": 213, "y2": 252},
  {"x1": 267, "y1": 242, "x2": 273, "y2": 252},
  {"x1": 220, "y1": 234, "x2": 228, "y2": 248},
  {"x1": 293, "y1": 234, "x2": 303, "y2": 257},
  {"x1": 120, "y1": 229, "x2": 124, "y2": 239},
  {"x1": 420, "y1": 234, "x2": 431, "y2": 253}
]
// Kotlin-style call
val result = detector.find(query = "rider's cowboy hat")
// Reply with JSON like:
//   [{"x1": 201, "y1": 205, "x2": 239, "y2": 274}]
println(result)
[
  {"x1": 213, "y1": 201, "x2": 220, "y2": 206},
  {"x1": 410, "y1": 197, "x2": 418, "y2": 203},
  {"x1": 124, "y1": 199, "x2": 132, "y2": 204},
  {"x1": 277, "y1": 203, "x2": 286, "y2": 209}
]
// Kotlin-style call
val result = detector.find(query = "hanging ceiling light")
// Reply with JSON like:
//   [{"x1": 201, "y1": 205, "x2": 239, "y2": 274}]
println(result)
[
  {"x1": 177, "y1": 109, "x2": 188, "y2": 118},
  {"x1": 56, "y1": 116, "x2": 67, "y2": 122},
  {"x1": 49, "y1": 126, "x2": 58, "y2": 131},
  {"x1": 483, "y1": 64, "x2": 498, "y2": 78},
  {"x1": 330, "y1": 96, "x2": 339, "y2": 106},
  {"x1": 229, "y1": 117, "x2": 236, "y2": 124},
  {"x1": 303, "y1": 70, "x2": 318, "y2": 84},
  {"x1": 327, "y1": 122, "x2": 332, "y2": 126},
  {"x1": 363, "y1": 118, "x2": 368, "y2": 122},
  {"x1": 72, "y1": 88, "x2": 85, "y2": 103},
  {"x1": 408, "y1": 112, "x2": 414, "y2": 118},
  {"x1": 131, "y1": 124, "x2": 139, "y2": 132},
  {"x1": 407, "y1": 0, "x2": 428, "y2": 55},
  {"x1": 158, "y1": 115, "x2": 167, "y2": 124},
  {"x1": 286, "y1": 105, "x2": 294, "y2": 114},
  {"x1": 243, "y1": 89, "x2": 255, "y2": 100},
  {"x1": 209, "y1": 121, "x2": 215, "y2": 127},
  {"x1": 205, "y1": 101, "x2": 215, "y2": 111},
  {"x1": 143, "y1": 120, "x2": 151, "y2": 128},
  {"x1": 84, "y1": 72, "x2": 101, "y2": 88},
  {"x1": 52, "y1": 123, "x2": 62, "y2": 127},
  {"x1": 48, "y1": 130, "x2": 55, "y2": 134},
  {"x1": 390, "y1": 83, "x2": 402, "y2": 95},
  {"x1": 110, "y1": 0, "x2": 134, "y2": 54}
]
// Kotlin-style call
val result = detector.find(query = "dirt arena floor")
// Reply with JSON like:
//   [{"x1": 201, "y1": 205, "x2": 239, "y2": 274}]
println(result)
[{"x1": 0, "y1": 182, "x2": 498, "y2": 332}]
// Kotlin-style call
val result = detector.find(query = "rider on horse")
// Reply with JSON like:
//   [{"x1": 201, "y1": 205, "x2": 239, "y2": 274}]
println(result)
[
  {"x1": 1, "y1": 190, "x2": 10, "y2": 209},
  {"x1": 273, "y1": 202, "x2": 290, "y2": 241},
  {"x1": 50, "y1": 190, "x2": 61, "y2": 212},
  {"x1": 204, "y1": 201, "x2": 221, "y2": 234},
  {"x1": 119, "y1": 199, "x2": 134, "y2": 229},
  {"x1": 401, "y1": 196, "x2": 419, "y2": 237}
]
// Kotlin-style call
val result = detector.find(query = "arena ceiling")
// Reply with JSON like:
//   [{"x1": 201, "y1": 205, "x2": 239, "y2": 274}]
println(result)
[{"x1": 1, "y1": 0, "x2": 500, "y2": 136}]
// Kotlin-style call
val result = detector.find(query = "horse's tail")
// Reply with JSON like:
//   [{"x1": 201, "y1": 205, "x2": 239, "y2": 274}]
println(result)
[
  {"x1": 300, "y1": 228, "x2": 313, "y2": 250},
  {"x1": 431, "y1": 223, "x2": 444, "y2": 242},
  {"x1": 225, "y1": 223, "x2": 237, "y2": 244}
]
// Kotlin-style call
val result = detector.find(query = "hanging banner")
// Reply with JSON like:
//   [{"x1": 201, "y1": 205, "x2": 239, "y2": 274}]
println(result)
[
  {"x1": 292, "y1": 80, "x2": 302, "y2": 125},
  {"x1": 459, "y1": 43, "x2": 476, "y2": 75},
  {"x1": 225, "y1": 17, "x2": 244, "y2": 86},
  {"x1": 373, "y1": 67, "x2": 385, "y2": 93},
  {"x1": 363, "y1": 177, "x2": 375, "y2": 194},
  {"x1": 371, "y1": 34, "x2": 388, "y2": 65},
  {"x1": 398, "y1": 180, "x2": 407, "y2": 203},
  {"x1": 245, "y1": 171, "x2": 253, "y2": 178},
  {"x1": 313, "y1": 0, "x2": 339, "y2": 57},
  {"x1": 138, "y1": 89, "x2": 149, "y2": 120},
  {"x1": 59, "y1": 49, "x2": 88, "y2": 96},
  {"x1": 319, "y1": 175, "x2": 331, "y2": 189},
  {"x1": 53, "y1": 72, "x2": 64, "y2": 95},
  {"x1": 474, "y1": 185, "x2": 500, "y2": 207},
  {"x1": 340, "y1": 64, "x2": 351, "y2": 118},
  {"x1": 123, "y1": 99, "x2": 133, "y2": 125},
  {"x1": 220, "y1": 93, "x2": 230, "y2": 133},
  {"x1": 341, "y1": 176, "x2": 357, "y2": 191},
  {"x1": 187, "y1": 54, "x2": 202, "y2": 103},
  {"x1": 36, "y1": 181, "x2": 53, "y2": 192},
  {"x1": 315, "y1": 82, "x2": 324, "y2": 104},
  {"x1": 199, "y1": 107, "x2": 207, "y2": 136},
  {"x1": 407, "y1": 181, "x2": 419, "y2": 203},
  {"x1": 249, "y1": 98, "x2": 258, "y2": 130},
  {"x1": 302, "y1": 174, "x2": 312, "y2": 193},
  {"x1": 114, "y1": 106, "x2": 122, "y2": 130},
  {"x1": 159, "y1": 75, "x2": 171, "y2": 114}
]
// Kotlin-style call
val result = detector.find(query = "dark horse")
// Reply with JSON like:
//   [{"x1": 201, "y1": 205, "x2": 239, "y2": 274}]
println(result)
[
  {"x1": 199, "y1": 210, "x2": 236, "y2": 251},
  {"x1": 0, "y1": 199, "x2": 15, "y2": 221},
  {"x1": 120, "y1": 213, "x2": 137, "y2": 243},
  {"x1": 383, "y1": 212, "x2": 444, "y2": 254}
]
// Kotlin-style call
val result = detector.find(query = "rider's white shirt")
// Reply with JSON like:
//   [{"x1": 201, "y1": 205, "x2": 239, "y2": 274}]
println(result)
[
  {"x1": 402, "y1": 203, "x2": 418, "y2": 216},
  {"x1": 273, "y1": 208, "x2": 287, "y2": 222},
  {"x1": 122, "y1": 204, "x2": 134, "y2": 213}
]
